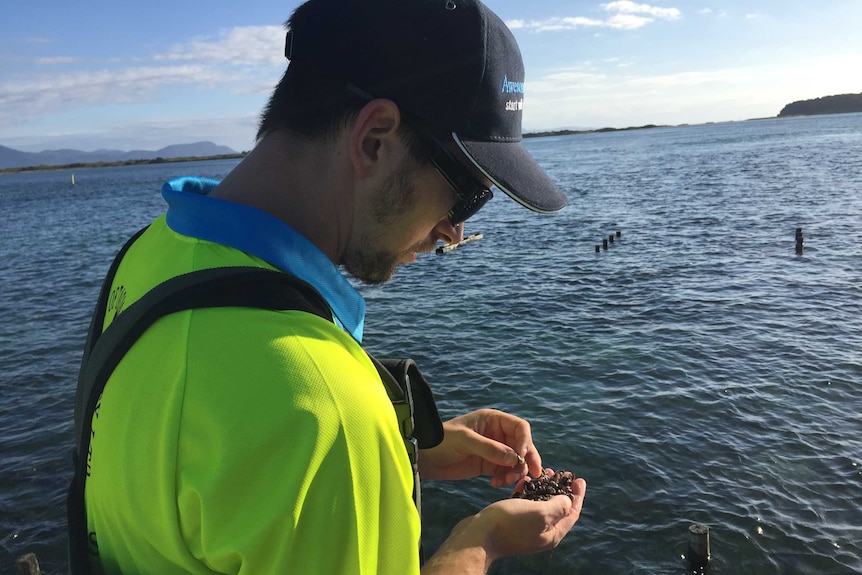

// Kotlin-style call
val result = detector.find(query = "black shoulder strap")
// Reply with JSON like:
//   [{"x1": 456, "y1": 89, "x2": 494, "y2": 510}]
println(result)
[
  {"x1": 73, "y1": 226, "x2": 148, "y2": 441},
  {"x1": 73, "y1": 266, "x2": 331, "y2": 456}
]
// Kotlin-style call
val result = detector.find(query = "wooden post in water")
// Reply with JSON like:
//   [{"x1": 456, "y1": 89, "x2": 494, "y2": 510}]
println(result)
[
  {"x1": 687, "y1": 524, "x2": 710, "y2": 571},
  {"x1": 608, "y1": 234, "x2": 614, "y2": 244},
  {"x1": 795, "y1": 228, "x2": 804, "y2": 255},
  {"x1": 616, "y1": 230, "x2": 621, "y2": 238},
  {"x1": 602, "y1": 238, "x2": 608, "y2": 250},
  {"x1": 436, "y1": 233, "x2": 483, "y2": 254}
]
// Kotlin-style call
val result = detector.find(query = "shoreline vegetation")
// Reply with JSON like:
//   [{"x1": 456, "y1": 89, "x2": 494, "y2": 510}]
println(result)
[
  {"x1": 3, "y1": 93, "x2": 860, "y2": 174},
  {"x1": 523, "y1": 123, "x2": 674, "y2": 138},
  {"x1": 0, "y1": 152, "x2": 247, "y2": 175}
]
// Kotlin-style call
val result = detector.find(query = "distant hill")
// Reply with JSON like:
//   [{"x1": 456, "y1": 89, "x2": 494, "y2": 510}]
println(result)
[
  {"x1": 778, "y1": 93, "x2": 862, "y2": 117},
  {"x1": 0, "y1": 141, "x2": 237, "y2": 170}
]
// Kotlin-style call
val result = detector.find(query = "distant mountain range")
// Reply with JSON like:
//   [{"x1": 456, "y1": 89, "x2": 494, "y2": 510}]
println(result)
[{"x1": 0, "y1": 141, "x2": 238, "y2": 170}]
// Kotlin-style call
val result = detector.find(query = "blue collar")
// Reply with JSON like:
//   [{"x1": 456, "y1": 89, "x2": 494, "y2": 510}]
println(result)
[{"x1": 161, "y1": 176, "x2": 365, "y2": 342}]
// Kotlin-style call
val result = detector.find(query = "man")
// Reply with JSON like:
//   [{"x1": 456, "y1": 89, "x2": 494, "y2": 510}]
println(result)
[{"x1": 72, "y1": 0, "x2": 586, "y2": 573}]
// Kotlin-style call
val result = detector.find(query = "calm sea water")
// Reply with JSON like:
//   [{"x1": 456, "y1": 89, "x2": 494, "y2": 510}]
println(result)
[{"x1": 1, "y1": 114, "x2": 860, "y2": 574}]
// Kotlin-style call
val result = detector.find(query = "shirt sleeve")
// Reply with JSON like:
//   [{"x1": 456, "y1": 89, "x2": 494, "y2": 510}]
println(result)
[{"x1": 175, "y1": 307, "x2": 421, "y2": 574}]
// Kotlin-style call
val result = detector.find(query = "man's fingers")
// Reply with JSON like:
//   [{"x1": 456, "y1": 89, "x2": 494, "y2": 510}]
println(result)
[{"x1": 566, "y1": 478, "x2": 587, "y2": 521}]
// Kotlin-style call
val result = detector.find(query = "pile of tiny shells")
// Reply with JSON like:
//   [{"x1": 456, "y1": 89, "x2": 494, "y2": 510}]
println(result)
[{"x1": 512, "y1": 470, "x2": 576, "y2": 501}]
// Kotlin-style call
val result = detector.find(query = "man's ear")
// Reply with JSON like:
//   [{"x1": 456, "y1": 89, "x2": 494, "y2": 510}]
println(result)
[{"x1": 349, "y1": 99, "x2": 403, "y2": 179}]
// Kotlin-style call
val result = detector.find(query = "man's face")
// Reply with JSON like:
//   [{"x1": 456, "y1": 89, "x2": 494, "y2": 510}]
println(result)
[{"x1": 343, "y1": 152, "x2": 460, "y2": 285}]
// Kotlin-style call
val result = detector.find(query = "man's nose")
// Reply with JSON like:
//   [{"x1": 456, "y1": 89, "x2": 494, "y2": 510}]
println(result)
[{"x1": 438, "y1": 220, "x2": 464, "y2": 246}]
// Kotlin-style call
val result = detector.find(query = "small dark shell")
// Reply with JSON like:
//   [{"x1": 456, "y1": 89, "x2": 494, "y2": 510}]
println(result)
[{"x1": 511, "y1": 469, "x2": 576, "y2": 501}]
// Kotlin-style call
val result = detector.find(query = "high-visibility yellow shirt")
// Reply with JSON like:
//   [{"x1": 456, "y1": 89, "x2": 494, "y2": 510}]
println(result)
[{"x1": 85, "y1": 179, "x2": 420, "y2": 574}]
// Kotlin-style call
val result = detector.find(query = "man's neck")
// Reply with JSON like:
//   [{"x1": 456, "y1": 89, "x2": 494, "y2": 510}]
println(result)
[{"x1": 210, "y1": 131, "x2": 352, "y2": 264}]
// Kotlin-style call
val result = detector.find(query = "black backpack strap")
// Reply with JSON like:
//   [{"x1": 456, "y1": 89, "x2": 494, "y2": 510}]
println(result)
[
  {"x1": 369, "y1": 357, "x2": 443, "y2": 531},
  {"x1": 77, "y1": 266, "x2": 332, "y2": 455},
  {"x1": 73, "y1": 226, "x2": 149, "y2": 442}
]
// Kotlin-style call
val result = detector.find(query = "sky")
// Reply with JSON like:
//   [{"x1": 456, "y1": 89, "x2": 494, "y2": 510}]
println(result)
[{"x1": 1, "y1": 0, "x2": 860, "y2": 152}]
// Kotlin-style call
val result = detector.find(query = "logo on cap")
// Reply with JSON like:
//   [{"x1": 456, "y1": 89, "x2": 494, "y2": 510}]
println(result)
[
  {"x1": 501, "y1": 75, "x2": 525, "y2": 94},
  {"x1": 502, "y1": 75, "x2": 524, "y2": 111}
]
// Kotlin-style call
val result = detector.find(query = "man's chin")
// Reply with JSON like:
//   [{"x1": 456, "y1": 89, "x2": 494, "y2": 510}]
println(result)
[
  {"x1": 344, "y1": 244, "x2": 434, "y2": 285},
  {"x1": 343, "y1": 260, "x2": 397, "y2": 285}
]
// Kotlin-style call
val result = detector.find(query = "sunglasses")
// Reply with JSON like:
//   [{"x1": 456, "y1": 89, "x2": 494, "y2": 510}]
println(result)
[
  {"x1": 423, "y1": 137, "x2": 493, "y2": 226},
  {"x1": 345, "y1": 83, "x2": 493, "y2": 225}
]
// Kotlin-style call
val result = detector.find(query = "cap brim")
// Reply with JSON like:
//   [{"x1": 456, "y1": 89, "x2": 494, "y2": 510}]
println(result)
[{"x1": 454, "y1": 136, "x2": 567, "y2": 213}]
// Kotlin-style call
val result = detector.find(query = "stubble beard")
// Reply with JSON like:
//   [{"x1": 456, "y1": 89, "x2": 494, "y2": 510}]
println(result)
[{"x1": 343, "y1": 162, "x2": 435, "y2": 285}]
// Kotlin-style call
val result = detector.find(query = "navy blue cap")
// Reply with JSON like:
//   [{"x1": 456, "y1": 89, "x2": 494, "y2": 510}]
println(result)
[{"x1": 285, "y1": 0, "x2": 567, "y2": 213}]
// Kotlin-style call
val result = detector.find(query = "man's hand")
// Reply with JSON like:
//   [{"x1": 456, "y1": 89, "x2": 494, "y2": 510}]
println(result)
[
  {"x1": 422, "y1": 478, "x2": 587, "y2": 574},
  {"x1": 418, "y1": 409, "x2": 542, "y2": 487}
]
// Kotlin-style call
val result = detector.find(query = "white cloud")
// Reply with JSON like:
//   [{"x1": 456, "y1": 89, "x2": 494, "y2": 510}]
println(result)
[
  {"x1": 155, "y1": 25, "x2": 285, "y2": 66},
  {"x1": 0, "y1": 24, "x2": 290, "y2": 146},
  {"x1": 35, "y1": 56, "x2": 79, "y2": 65},
  {"x1": 602, "y1": 1, "x2": 681, "y2": 20},
  {"x1": 508, "y1": 16, "x2": 603, "y2": 31},
  {"x1": 0, "y1": 66, "x2": 229, "y2": 126},
  {"x1": 606, "y1": 14, "x2": 655, "y2": 29},
  {"x1": 509, "y1": 1, "x2": 680, "y2": 32}
]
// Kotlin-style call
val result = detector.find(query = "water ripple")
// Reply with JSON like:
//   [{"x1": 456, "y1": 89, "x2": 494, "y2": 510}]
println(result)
[{"x1": 2, "y1": 120, "x2": 861, "y2": 573}]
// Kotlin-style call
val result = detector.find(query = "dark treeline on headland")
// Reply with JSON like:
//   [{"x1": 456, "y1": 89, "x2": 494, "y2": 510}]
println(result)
[
  {"x1": 525, "y1": 92, "x2": 862, "y2": 140},
  {"x1": 778, "y1": 92, "x2": 862, "y2": 117}
]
